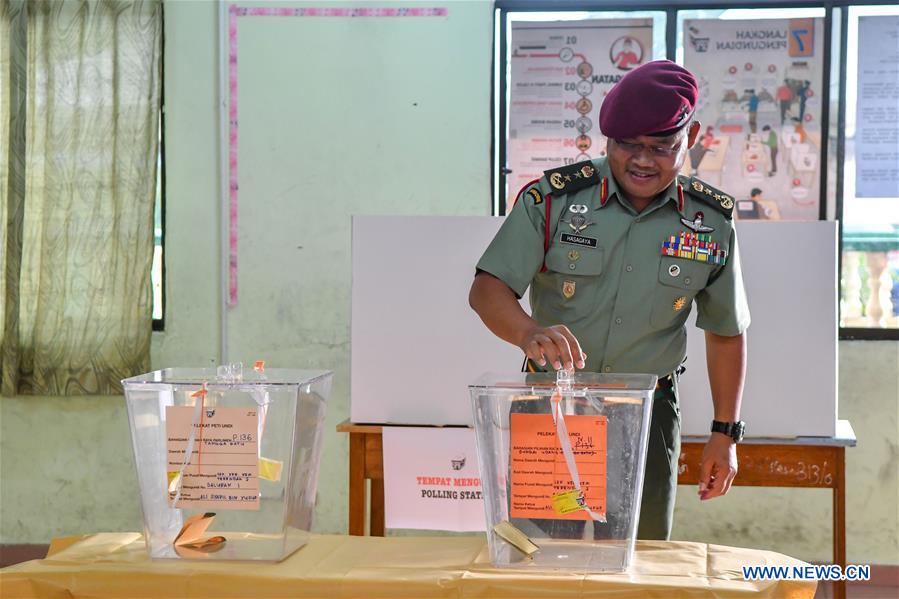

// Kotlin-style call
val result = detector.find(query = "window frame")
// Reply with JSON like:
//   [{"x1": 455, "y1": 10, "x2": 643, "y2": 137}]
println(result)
[
  {"x1": 835, "y1": 4, "x2": 899, "y2": 339},
  {"x1": 152, "y1": 5, "x2": 166, "y2": 332},
  {"x1": 493, "y1": 0, "x2": 899, "y2": 340}
]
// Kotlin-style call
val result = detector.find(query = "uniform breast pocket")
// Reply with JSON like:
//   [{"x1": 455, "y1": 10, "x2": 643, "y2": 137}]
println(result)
[
  {"x1": 649, "y1": 257, "x2": 714, "y2": 329},
  {"x1": 534, "y1": 245, "x2": 605, "y2": 318}
]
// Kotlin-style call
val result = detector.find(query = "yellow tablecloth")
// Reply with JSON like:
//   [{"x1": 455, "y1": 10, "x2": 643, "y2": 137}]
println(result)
[{"x1": 0, "y1": 533, "x2": 816, "y2": 598}]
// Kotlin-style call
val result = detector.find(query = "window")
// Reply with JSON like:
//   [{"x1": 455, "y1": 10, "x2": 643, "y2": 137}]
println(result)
[
  {"x1": 152, "y1": 41, "x2": 165, "y2": 331},
  {"x1": 493, "y1": 1, "x2": 899, "y2": 339},
  {"x1": 839, "y1": 4, "x2": 899, "y2": 335}
]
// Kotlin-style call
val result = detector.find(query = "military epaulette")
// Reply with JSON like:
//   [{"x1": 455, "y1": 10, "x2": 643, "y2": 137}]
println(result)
[
  {"x1": 680, "y1": 175, "x2": 735, "y2": 219},
  {"x1": 543, "y1": 161, "x2": 600, "y2": 196}
]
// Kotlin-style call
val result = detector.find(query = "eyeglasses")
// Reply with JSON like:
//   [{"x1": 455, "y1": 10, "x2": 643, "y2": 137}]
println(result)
[{"x1": 613, "y1": 137, "x2": 685, "y2": 159}]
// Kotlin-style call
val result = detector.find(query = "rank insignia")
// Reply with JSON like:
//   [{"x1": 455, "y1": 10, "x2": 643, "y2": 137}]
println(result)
[
  {"x1": 682, "y1": 175, "x2": 735, "y2": 217},
  {"x1": 526, "y1": 187, "x2": 543, "y2": 205},
  {"x1": 549, "y1": 172, "x2": 566, "y2": 190},
  {"x1": 562, "y1": 280, "x2": 576, "y2": 299},
  {"x1": 544, "y1": 160, "x2": 600, "y2": 196},
  {"x1": 673, "y1": 296, "x2": 687, "y2": 312}
]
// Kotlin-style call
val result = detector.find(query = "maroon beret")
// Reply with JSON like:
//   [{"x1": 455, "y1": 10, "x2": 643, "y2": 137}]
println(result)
[{"x1": 599, "y1": 60, "x2": 698, "y2": 139}]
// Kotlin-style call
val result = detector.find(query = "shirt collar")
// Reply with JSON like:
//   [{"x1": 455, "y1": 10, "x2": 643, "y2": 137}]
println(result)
[
  {"x1": 661, "y1": 177, "x2": 689, "y2": 218},
  {"x1": 595, "y1": 158, "x2": 687, "y2": 218}
]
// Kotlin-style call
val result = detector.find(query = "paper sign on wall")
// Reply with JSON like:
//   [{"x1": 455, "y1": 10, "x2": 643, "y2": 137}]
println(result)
[
  {"x1": 382, "y1": 427, "x2": 486, "y2": 532},
  {"x1": 166, "y1": 406, "x2": 260, "y2": 510},
  {"x1": 854, "y1": 15, "x2": 899, "y2": 198},
  {"x1": 507, "y1": 19, "x2": 655, "y2": 211},
  {"x1": 683, "y1": 18, "x2": 825, "y2": 221},
  {"x1": 509, "y1": 413, "x2": 607, "y2": 520}
]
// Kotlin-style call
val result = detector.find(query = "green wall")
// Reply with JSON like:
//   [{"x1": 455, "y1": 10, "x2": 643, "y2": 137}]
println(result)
[{"x1": 1, "y1": 0, "x2": 896, "y2": 567}]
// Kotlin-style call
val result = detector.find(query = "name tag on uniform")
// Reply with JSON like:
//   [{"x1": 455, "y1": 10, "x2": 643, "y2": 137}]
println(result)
[{"x1": 560, "y1": 233, "x2": 598, "y2": 248}]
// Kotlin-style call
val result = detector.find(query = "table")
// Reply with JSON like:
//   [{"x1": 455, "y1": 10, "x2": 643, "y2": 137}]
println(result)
[
  {"x1": 756, "y1": 200, "x2": 782, "y2": 220},
  {"x1": 0, "y1": 533, "x2": 817, "y2": 598},
  {"x1": 337, "y1": 419, "x2": 855, "y2": 598},
  {"x1": 741, "y1": 141, "x2": 770, "y2": 176}
]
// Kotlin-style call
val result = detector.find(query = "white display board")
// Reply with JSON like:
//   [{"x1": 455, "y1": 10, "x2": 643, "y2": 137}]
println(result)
[
  {"x1": 351, "y1": 216, "x2": 529, "y2": 425},
  {"x1": 677, "y1": 221, "x2": 838, "y2": 437},
  {"x1": 351, "y1": 216, "x2": 837, "y2": 437}
]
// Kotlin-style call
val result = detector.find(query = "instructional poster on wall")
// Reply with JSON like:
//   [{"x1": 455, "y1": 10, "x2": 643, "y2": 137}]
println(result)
[
  {"x1": 855, "y1": 15, "x2": 899, "y2": 198},
  {"x1": 508, "y1": 19, "x2": 654, "y2": 211},
  {"x1": 684, "y1": 18, "x2": 824, "y2": 221}
]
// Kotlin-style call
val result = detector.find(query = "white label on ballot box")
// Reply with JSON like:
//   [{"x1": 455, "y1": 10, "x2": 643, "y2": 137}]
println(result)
[
  {"x1": 166, "y1": 406, "x2": 260, "y2": 510},
  {"x1": 382, "y1": 427, "x2": 486, "y2": 531}
]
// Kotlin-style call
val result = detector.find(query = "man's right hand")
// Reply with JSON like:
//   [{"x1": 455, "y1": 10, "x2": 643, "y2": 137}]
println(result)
[
  {"x1": 469, "y1": 273, "x2": 586, "y2": 371},
  {"x1": 519, "y1": 324, "x2": 586, "y2": 371}
]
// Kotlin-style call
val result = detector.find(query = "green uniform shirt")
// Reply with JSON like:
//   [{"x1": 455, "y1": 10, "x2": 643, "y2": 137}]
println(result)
[{"x1": 477, "y1": 157, "x2": 750, "y2": 377}]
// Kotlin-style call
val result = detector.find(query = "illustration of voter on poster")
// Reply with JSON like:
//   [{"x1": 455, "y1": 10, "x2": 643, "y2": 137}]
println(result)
[
  {"x1": 743, "y1": 88, "x2": 760, "y2": 133},
  {"x1": 776, "y1": 80, "x2": 794, "y2": 124},
  {"x1": 740, "y1": 85, "x2": 777, "y2": 134},
  {"x1": 790, "y1": 117, "x2": 809, "y2": 144},
  {"x1": 762, "y1": 125, "x2": 779, "y2": 176},
  {"x1": 609, "y1": 36, "x2": 642, "y2": 70},
  {"x1": 797, "y1": 80, "x2": 812, "y2": 121},
  {"x1": 735, "y1": 187, "x2": 781, "y2": 220}
]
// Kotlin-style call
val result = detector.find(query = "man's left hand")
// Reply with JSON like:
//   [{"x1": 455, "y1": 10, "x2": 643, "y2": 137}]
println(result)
[{"x1": 698, "y1": 433, "x2": 738, "y2": 500}]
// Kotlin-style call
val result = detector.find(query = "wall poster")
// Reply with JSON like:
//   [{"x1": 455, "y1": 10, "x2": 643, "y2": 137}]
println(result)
[
  {"x1": 684, "y1": 18, "x2": 825, "y2": 221},
  {"x1": 507, "y1": 19, "x2": 654, "y2": 211},
  {"x1": 854, "y1": 15, "x2": 899, "y2": 199}
]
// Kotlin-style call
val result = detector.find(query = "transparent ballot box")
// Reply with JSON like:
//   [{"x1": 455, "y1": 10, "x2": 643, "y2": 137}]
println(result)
[
  {"x1": 122, "y1": 365, "x2": 332, "y2": 561},
  {"x1": 469, "y1": 369, "x2": 656, "y2": 571}
]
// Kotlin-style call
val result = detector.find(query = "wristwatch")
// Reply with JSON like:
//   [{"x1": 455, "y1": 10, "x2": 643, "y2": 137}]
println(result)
[{"x1": 711, "y1": 420, "x2": 746, "y2": 442}]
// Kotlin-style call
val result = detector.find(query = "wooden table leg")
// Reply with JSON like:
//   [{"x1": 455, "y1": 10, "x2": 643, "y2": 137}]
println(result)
[
  {"x1": 833, "y1": 447, "x2": 846, "y2": 599},
  {"x1": 349, "y1": 432, "x2": 365, "y2": 536},
  {"x1": 370, "y1": 477, "x2": 385, "y2": 537}
]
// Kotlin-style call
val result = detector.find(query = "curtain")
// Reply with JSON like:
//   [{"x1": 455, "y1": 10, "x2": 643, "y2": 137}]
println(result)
[{"x1": 1, "y1": 0, "x2": 161, "y2": 395}]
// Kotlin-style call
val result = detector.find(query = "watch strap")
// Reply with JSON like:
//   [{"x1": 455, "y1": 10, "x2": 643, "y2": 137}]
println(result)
[{"x1": 711, "y1": 420, "x2": 745, "y2": 442}]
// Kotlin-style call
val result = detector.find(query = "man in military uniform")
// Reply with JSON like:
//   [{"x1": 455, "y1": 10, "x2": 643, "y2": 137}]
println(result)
[{"x1": 469, "y1": 60, "x2": 750, "y2": 540}]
